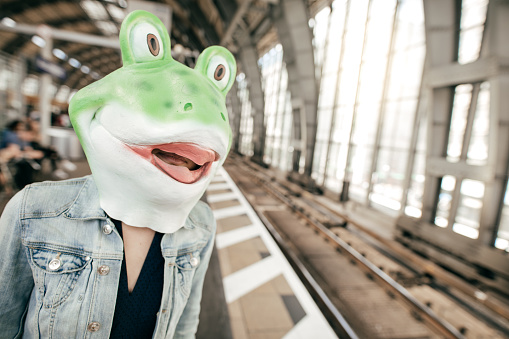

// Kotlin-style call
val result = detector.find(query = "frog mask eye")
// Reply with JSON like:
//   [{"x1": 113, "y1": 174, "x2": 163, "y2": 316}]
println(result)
[
  {"x1": 195, "y1": 46, "x2": 236, "y2": 96},
  {"x1": 207, "y1": 55, "x2": 230, "y2": 91},
  {"x1": 130, "y1": 23, "x2": 163, "y2": 62},
  {"x1": 119, "y1": 10, "x2": 172, "y2": 66}
]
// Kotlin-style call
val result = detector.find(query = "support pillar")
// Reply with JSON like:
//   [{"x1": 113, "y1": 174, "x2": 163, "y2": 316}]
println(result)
[
  {"x1": 238, "y1": 30, "x2": 266, "y2": 165},
  {"x1": 228, "y1": 81, "x2": 242, "y2": 154},
  {"x1": 273, "y1": 0, "x2": 319, "y2": 186}
]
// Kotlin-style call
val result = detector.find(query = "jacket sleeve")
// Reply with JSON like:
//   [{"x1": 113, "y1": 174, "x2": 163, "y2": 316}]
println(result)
[
  {"x1": 0, "y1": 190, "x2": 34, "y2": 338},
  {"x1": 174, "y1": 204, "x2": 216, "y2": 339}
]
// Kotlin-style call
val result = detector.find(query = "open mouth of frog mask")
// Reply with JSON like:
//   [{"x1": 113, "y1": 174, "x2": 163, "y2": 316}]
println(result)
[
  {"x1": 69, "y1": 10, "x2": 236, "y2": 233},
  {"x1": 128, "y1": 143, "x2": 219, "y2": 184}
]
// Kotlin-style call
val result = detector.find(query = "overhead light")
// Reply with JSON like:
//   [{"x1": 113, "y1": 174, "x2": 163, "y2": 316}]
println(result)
[
  {"x1": 95, "y1": 21, "x2": 118, "y2": 35},
  {"x1": 52, "y1": 48, "x2": 67, "y2": 60},
  {"x1": 55, "y1": 85, "x2": 70, "y2": 103},
  {"x1": 81, "y1": 65, "x2": 90, "y2": 74},
  {"x1": 91, "y1": 71, "x2": 101, "y2": 80},
  {"x1": 31, "y1": 35, "x2": 46, "y2": 48},
  {"x1": 117, "y1": 0, "x2": 127, "y2": 8},
  {"x1": 69, "y1": 58, "x2": 81, "y2": 68},
  {"x1": 80, "y1": 0, "x2": 109, "y2": 20},
  {"x1": 1, "y1": 17, "x2": 16, "y2": 27},
  {"x1": 107, "y1": 4, "x2": 126, "y2": 22}
]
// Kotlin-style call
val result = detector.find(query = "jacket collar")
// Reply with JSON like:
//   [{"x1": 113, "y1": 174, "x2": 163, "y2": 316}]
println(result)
[{"x1": 64, "y1": 175, "x2": 107, "y2": 220}]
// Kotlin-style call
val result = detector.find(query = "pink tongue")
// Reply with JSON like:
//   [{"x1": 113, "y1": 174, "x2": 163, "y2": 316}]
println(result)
[
  {"x1": 153, "y1": 157, "x2": 202, "y2": 183},
  {"x1": 127, "y1": 143, "x2": 217, "y2": 184}
]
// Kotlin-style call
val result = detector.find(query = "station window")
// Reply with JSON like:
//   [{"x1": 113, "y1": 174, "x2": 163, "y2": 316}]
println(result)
[
  {"x1": 435, "y1": 176, "x2": 456, "y2": 228},
  {"x1": 467, "y1": 81, "x2": 489, "y2": 166},
  {"x1": 446, "y1": 82, "x2": 490, "y2": 165},
  {"x1": 496, "y1": 182, "x2": 509, "y2": 252},
  {"x1": 453, "y1": 179, "x2": 484, "y2": 239},
  {"x1": 458, "y1": 0, "x2": 489, "y2": 64},
  {"x1": 237, "y1": 75, "x2": 254, "y2": 157},
  {"x1": 258, "y1": 44, "x2": 292, "y2": 171},
  {"x1": 447, "y1": 84, "x2": 473, "y2": 163}
]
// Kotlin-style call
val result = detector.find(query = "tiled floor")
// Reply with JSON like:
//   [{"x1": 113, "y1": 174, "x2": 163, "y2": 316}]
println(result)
[{"x1": 207, "y1": 168, "x2": 337, "y2": 339}]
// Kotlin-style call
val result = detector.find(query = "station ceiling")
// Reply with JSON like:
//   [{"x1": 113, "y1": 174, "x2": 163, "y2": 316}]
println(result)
[{"x1": 1, "y1": 0, "x2": 321, "y2": 90}]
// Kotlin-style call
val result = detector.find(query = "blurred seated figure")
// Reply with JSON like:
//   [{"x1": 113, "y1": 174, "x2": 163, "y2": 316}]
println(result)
[
  {"x1": 0, "y1": 120, "x2": 44, "y2": 189},
  {"x1": 26, "y1": 117, "x2": 70, "y2": 179}
]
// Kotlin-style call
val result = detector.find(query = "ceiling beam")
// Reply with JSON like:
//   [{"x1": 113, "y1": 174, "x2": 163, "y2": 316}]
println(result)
[
  {"x1": 0, "y1": 21, "x2": 119, "y2": 48},
  {"x1": 220, "y1": 0, "x2": 253, "y2": 46}
]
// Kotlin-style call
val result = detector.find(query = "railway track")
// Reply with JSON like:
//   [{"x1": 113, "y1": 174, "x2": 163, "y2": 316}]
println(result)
[{"x1": 224, "y1": 155, "x2": 509, "y2": 339}]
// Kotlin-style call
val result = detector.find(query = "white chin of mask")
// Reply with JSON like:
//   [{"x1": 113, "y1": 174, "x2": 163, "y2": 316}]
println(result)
[
  {"x1": 90, "y1": 158, "x2": 219, "y2": 233},
  {"x1": 86, "y1": 136, "x2": 222, "y2": 233}
]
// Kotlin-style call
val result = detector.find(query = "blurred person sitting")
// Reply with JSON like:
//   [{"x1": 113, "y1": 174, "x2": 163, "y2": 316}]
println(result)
[{"x1": 0, "y1": 120, "x2": 44, "y2": 188}]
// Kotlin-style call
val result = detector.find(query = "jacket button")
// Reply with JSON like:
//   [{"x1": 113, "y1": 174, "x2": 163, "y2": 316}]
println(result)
[
  {"x1": 190, "y1": 256, "x2": 200, "y2": 267},
  {"x1": 48, "y1": 258, "x2": 62, "y2": 271},
  {"x1": 98, "y1": 265, "x2": 110, "y2": 276},
  {"x1": 102, "y1": 223, "x2": 113, "y2": 234},
  {"x1": 87, "y1": 321, "x2": 100, "y2": 332}
]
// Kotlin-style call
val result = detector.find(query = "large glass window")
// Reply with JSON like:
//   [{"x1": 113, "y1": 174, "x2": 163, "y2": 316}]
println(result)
[
  {"x1": 309, "y1": 0, "x2": 425, "y2": 210},
  {"x1": 312, "y1": 0, "x2": 348, "y2": 187},
  {"x1": 435, "y1": 175, "x2": 456, "y2": 228},
  {"x1": 447, "y1": 84, "x2": 473, "y2": 162},
  {"x1": 453, "y1": 179, "x2": 484, "y2": 239},
  {"x1": 458, "y1": 0, "x2": 488, "y2": 64},
  {"x1": 368, "y1": 0, "x2": 424, "y2": 212},
  {"x1": 258, "y1": 45, "x2": 293, "y2": 171},
  {"x1": 236, "y1": 73, "x2": 254, "y2": 157},
  {"x1": 467, "y1": 81, "x2": 489, "y2": 165},
  {"x1": 497, "y1": 182, "x2": 509, "y2": 252}
]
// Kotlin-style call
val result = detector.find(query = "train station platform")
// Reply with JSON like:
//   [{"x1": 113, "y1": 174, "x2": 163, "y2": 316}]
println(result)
[{"x1": 206, "y1": 168, "x2": 336, "y2": 339}]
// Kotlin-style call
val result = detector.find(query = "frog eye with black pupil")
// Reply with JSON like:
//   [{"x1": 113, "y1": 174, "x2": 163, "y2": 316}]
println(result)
[
  {"x1": 206, "y1": 55, "x2": 230, "y2": 91},
  {"x1": 129, "y1": 22, "x2": 164, "y2": 62},
  {"x1": 214, "y1": 65, "x2": 226, "y2": 80},
  {"x1": 147, "y1": 34, "x2": 160, "y2": 56}
]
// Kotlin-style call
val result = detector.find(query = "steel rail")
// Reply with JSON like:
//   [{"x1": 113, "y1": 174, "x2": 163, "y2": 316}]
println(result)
[
  {"x1": 257, "y1": 210, "x2": 360, "y2": 339},
  {"x1": 242, "y1": 156, "x2": 509, "y2": 323},
  {"x1": 228, "y1": 164, "x2": 359, "y2": 338},
  {"x1": 231, "y1": 160, "x2": 466, "y2": 339}
]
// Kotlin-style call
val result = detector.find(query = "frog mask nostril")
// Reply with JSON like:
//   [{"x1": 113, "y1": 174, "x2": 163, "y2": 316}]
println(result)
[{"x1": 184, "y1": 103, "x2": 193, "y2": 111}]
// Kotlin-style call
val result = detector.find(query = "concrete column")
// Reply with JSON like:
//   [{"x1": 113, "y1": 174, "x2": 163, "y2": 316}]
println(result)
[
  {"x1": 228, "y1": 81, "x2": 242, "y2": 153},
  {"x1": 273, "y1": 0, "x2": 319, "y2": 183},
  {"x1": 238, "y1": 30, "x2": 266, "y2": 164},
  {"x1": 477, "y1": 0, "x2": 509, "y2": 247}
]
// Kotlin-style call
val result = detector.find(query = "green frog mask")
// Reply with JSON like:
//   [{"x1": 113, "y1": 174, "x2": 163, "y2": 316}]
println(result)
[{"x1": 69, "y1": 10, "x2": 236, "y2": 233}]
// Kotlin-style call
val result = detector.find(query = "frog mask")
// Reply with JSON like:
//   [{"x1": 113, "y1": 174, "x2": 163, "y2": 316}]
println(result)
[{"x1": 69, "y1": 10, "x2": 236, "y2": 233}]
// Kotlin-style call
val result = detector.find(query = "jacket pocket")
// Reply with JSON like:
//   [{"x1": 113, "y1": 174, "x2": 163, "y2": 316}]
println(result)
[
  {"x1": 28, "y1": 247, "x2": 91, "y2": 308},
  {"x1": 174, "y1": 251, "x2": 200, "y2": 297}
]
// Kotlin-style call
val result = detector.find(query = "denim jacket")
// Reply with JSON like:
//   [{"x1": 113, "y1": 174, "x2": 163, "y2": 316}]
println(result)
[{"x1": 0, "y1": 176, "x2": 216, "y2": 339}]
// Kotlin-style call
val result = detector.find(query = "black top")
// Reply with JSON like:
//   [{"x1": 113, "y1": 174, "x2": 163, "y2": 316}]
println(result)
[{"x1": 110, "y1": 220, "x2": 165, "y2": 339}]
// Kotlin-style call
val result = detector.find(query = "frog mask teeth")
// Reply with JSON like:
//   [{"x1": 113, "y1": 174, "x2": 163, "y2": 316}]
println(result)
[{"x1": 68, "y1": 10, "x2": 236, "y2": 233}]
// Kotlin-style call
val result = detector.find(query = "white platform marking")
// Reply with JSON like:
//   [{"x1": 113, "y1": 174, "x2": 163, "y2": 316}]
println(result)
[
  {"x1": 208, "y1": 167, "x2": 338, "y2": 339},
  {"x1": 206, "y1": 191, "x2": 238, "y2": 203},
  {"x1": 212, "y1": 205, "x2": 246, "y2": 220},
  {"x1": 283, "y1": 315, "x2": 337, "y2": 339},
  {"x1": 207, "y1": 182, "x2": 231, "y2": 191},
  {"x1": 216, "y1": 224, "x2": 259, "y2": 249},
  {"x1": 223, "y1": 256, "x2": 282, "y2": 303}
]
